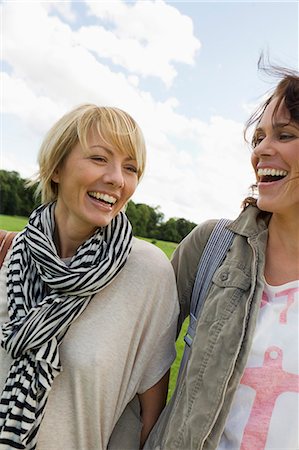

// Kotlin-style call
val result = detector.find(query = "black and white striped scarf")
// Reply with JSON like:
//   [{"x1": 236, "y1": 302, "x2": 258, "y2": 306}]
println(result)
[{"x1": 0, "y1": 202, "x2": 132, "y2": 449}]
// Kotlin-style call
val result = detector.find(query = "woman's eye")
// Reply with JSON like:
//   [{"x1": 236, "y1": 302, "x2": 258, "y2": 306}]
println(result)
[
  {"x1": 279, "y1": 133, "x2": 294, "y2": 141},
  {"x1": 252, "y1": 135, "x2": 264, "y2": 147},
  {"x1": 91, "y1": 156, "x2": 106, "y2": 162},
  {"x1": 125, "y1": 165, "x2": 138, "y2": 174}
]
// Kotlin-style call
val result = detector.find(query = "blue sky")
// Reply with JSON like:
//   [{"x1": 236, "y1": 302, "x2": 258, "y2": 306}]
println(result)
[{"x1": 1, "y1": 1, "x2": 298, "y2": 223}]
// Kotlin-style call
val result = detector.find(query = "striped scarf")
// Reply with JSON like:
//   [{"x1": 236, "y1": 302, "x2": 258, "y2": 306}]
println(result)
[{"x1": 0, "y1": 202, "x2": 132, "y2": 449}]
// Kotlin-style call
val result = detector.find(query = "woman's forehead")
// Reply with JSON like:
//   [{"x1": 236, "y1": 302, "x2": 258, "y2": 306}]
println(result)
[
  {"x1": 86, "y1": 126, "x2": 110, "y2": 145},
  {"x1": 261, "y1": 98, "x2": 291, "y2": 125},
  {"x1": 82, "y1": 125, "x2": 137, "y2": 159}
]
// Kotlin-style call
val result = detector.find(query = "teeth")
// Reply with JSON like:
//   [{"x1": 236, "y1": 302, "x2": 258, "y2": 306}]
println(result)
[
  {"x1": 257, "y1": 168, "x2": 288, "y2": 177},
  {"x1": 88, "y1": 192, "x2": 117, "y2": 204}
]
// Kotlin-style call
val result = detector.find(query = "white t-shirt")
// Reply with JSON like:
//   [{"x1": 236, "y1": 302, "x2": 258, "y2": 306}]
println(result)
[
  {"x1": 0, "y1": 237, "x2": 179, "y2": 450},
  {"x1": 218, "y1": 279, "x2": 299, "y2": 450}
]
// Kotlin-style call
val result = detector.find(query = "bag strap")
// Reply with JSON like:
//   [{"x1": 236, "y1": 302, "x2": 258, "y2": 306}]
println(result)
[
  {"x1": 0, "y1": 230, "x2": 18, "y2": 269},
  {"x1": 177, "y1": 219, "x2": 234, "y2": 381}
]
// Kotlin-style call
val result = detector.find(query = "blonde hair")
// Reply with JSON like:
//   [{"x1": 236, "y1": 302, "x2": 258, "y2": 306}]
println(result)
[{"x1": 31, "y1": 104, "x2": 146, "y2": 203}]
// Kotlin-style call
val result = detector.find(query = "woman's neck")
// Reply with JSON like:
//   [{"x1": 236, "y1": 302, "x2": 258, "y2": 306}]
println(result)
[
  {"x1": 53, "y1": 221, "x2": 96, "y2": 258},
  {"x1": 264, "y1": 213, "x2": 299, "y2": 285}
]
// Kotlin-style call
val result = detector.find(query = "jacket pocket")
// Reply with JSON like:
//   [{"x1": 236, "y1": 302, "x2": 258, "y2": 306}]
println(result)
[
  {"x1": 212, "y1": 265, "x2": 251, "y2": 291},
  {"x1": 198, "y1": 264, "x2": 251, "y2": 322}
]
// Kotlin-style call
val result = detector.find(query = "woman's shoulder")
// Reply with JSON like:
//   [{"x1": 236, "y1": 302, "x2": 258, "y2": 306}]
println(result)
[
  {"x1": 191, "y1": 218, "x2": 219, "y2": 235},
  {"x1": 176, "y1": 219, "x2": 218, "y2": 252},
  {"x1": 132, "y1": 237, "x2": 170, "y2": 261},
  {"x1": 130, "y1": 237, "x2": 173, "y2": 274}
]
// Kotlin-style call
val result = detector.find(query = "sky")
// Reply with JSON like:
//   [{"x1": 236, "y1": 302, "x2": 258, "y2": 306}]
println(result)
[{"x1": 1, "y1": 0, "x2": 298, "y2": 224}]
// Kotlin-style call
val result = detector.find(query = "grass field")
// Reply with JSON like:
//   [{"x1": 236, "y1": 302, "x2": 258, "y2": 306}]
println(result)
[
  {"x1": 0, "y1": 214, "x2": 28, "y2": 231},
  {"x1": 0, "y1": 214, "x2": 187, "y2": 399},
  {"x1": 140, "y1": 236, "x2": 178, "y2": 259}
]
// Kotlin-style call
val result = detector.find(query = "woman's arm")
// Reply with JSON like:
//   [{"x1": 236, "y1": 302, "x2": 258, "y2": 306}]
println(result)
[{"x1": 138, "y1": 370, "x2": 170, "y2": 448}]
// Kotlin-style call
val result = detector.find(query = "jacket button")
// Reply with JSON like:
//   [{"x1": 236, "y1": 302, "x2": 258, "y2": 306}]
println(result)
[{"x1": 220, "y1": 272, "x2": 228, "y2": 281}]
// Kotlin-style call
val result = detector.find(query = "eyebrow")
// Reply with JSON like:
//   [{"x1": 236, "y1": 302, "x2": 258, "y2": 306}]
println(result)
[
  {"x1": 89, "y1": 145, "x2": 137, "y2": 162},
  {"x1": 90, "y1": 144, "x2": 112, "y2": 153},
  {"x1": 254, "y1": 122, "x2": 292, "y2": 134}
]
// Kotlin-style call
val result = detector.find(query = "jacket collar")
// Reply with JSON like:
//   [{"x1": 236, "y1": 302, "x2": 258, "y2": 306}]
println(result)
[{"x1": 228, "y1": 205, "x2": 272, "y2": 238}]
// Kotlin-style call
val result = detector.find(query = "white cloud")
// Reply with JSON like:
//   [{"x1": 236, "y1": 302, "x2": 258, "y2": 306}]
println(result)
[
  {"x1": 134, "y1": 115, "x2": 254, "y2": 223},
  {"x1": 1, "y1": 72, "x2": 63, "y2": 134},
  {"x1": 83, "y1": 0, "x2": 201, "y2": 86},
  {"x1": 1, "y1": 151, "x2": 37, "y2": 180},
  {"x1": 1, "y1": 1, "x2": 253, "y2": 224},
  {"x1": 48, "y1": 1, "x2": 77, "y2": 23}
]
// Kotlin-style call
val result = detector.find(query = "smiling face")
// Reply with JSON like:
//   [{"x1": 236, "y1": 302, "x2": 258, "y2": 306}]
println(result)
[
  {"x1": 52, "y1": 126, "x2": 139, "y2": 240},
  {"x1": 251, "y1": 97, "x2": 299, "y2": 215}
]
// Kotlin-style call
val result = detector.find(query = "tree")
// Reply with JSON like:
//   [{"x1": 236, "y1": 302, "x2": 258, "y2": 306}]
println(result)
[
  {"x1": 157, "y1": 217, "x2": 197, "y2": 243},
  {"x1": 0, "y1": 170, "x2": 40, "y2": 216},
  {"x1": 125, "y1": 201, "x2": 138, "y2": 231},
  {"x1": 159, "y1": 218, "x2": 180, "y2": 243},
  {"x1": 144, "y1": 205, "x2": 164, "y2": 238},
  {"x1": 126, "y1": 202, "x2": 164, "y2": 237},
  {"x1": 175, "y1": 218, "x2": 197, "y2": 242}
]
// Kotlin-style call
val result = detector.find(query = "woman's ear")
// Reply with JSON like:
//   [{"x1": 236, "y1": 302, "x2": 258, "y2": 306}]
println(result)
[{"x1": 51, "y1": 167, "x2": 60, "y2": 183}]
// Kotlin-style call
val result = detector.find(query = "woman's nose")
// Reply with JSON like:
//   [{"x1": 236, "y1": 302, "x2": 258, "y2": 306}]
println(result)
[
  {"x1": 253, "y1": 136, "x2": 276, "y2": 158},
  {"x1": 104, "y1": 164, "x2": 124, "y2": 188}
]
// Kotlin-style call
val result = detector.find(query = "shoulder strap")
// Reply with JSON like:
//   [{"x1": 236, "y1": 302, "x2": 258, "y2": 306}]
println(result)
[
  {"x1": 177, "y1": 219, "x2": 234, "y2": 381},
  {"x1": 0, "y1": 230, "x2": 18, "y2": 269}
]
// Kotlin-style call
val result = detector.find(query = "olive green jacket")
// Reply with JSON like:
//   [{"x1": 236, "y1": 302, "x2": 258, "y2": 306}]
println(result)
[{"x1": 145, "y1": 206, "x2": 271, "y2": 450}]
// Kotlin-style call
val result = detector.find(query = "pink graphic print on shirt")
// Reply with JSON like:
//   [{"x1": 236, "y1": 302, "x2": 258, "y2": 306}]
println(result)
[
  {"x1": 276, "y1": 288, "x2": 297, "y2": 324},
  {"x1": 240, "y1": 346, "x2": 299, "y2": 450},
  {"x1": 260, "y1": 287, "x2": 297, "y2": 322},
  {"x1": 260, "y1": 291, "x2": 269, "y2": 308},
  {"x1": 240, "y1": 286, "x2": 299, "y2": 450}
]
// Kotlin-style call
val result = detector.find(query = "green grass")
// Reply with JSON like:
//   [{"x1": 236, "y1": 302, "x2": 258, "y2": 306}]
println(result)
[
  {"x1": 0, "y1": 214, "x2": 28, "y2": 231},
  {"x1": 168, "y1": 320, "x2": 188, "y2": 400},
  {"x1": 0, "y1": 214, "x2": 186, "y2": 399},
  {"x1": 139, "y1": 236, "x2": 178, "y2": 259}
]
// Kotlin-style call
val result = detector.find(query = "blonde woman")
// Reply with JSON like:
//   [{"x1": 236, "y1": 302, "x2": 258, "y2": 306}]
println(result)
[{"x1": 0, "y1": 105, "x2": 179, "y2": 450}]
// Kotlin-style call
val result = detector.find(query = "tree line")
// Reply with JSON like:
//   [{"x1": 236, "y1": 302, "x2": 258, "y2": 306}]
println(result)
[{"x1": 0, "y1": 170, "x2": 197, "y2": 243}]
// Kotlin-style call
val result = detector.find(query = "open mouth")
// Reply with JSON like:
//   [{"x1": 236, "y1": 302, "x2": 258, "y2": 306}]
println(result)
[
  {"x1": 88, "y1": 191, "x2": 117, "y2": 206},
  {"x1": 257, "y1": 168, "x2": 288, "y2": 183}
]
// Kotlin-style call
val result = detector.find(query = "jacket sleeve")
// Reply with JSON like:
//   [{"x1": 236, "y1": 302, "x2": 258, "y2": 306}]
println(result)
[{"x1": 171, "y1": 219, "x2": 217, "y2": 335}]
